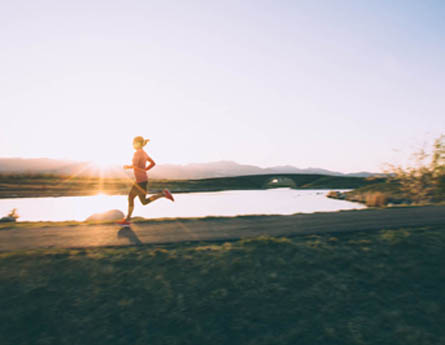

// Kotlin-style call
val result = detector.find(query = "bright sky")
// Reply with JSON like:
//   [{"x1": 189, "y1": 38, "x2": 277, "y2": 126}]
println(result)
[{"x1": 1, "y1": 0, "x2": 444, "y2": 173}]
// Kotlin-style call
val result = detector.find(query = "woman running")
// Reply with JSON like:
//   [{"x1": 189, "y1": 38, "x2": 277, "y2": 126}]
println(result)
[{"x1": 117, "y1": 136, "x2": 174, "y2": 225}]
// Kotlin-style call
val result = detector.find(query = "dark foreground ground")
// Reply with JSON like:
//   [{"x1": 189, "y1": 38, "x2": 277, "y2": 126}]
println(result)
[{"x1": 1, "y1": 224, "x2": 444, "y2": 345}]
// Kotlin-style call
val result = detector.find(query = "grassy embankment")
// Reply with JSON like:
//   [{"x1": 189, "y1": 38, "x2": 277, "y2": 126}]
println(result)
[
  {"x1": 0, "y1": 225, "x2": 443, "y2": 345},
  {"x1": 329, "y1": 136, "x2": 445, "y2": 207},
  {"x1": 328, "y1": 180, "x2": 403, "y2": 206},
  {"x1": 0, "y1": 173, "x2": 382, "y2": 199},
  {"x1": 329, "y1": 180, "x2": 445, "y2": 207}
]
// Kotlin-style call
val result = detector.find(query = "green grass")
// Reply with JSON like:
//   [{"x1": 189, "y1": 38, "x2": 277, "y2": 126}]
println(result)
[
  {"x1": 0, "y1": 173, "x2": 382, "y2": 198},
  {"x1": 1, "y1": 226, "x2": 444, "y2": 345}
]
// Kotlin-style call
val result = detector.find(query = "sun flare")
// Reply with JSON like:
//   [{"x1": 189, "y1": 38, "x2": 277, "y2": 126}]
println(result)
[
  {"x1": 93, "y1": 160, "x2": 117, "y2": 171},
  {"x1": 89, "y1": 153, "x2": 126, "y2": 172}
]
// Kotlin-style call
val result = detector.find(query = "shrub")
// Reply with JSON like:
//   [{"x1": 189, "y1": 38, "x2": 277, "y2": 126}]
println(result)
[
  {"x1": 7, "y1": 208, "x2": 19, "y2": 220},
  {"x1": 365, "y1": 192, "x2": 387, "y2": 207},
  {"x1": 385, "y1": 135, "x2": 445, "y2": 203}
]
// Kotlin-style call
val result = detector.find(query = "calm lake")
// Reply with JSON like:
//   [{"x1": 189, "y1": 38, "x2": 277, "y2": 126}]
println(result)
[{"x1": 0, "y1": 188, "x2": 365, "y2": 222}]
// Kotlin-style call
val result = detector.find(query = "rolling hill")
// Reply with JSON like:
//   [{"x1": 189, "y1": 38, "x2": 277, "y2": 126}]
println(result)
[{"x1": 0, "y1": 158, "x2": 382, "y2": 179}]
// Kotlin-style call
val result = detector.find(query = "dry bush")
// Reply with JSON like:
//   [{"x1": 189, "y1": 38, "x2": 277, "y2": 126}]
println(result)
[
  {"x1": 365, "y1": 192, "x2": 387, "y2": 207},
  {"x1": 384, "y1": 135, "x2": 445, "y2": 203},
  {"x1": 8, "y1": 208, "x2": 19, "y2": 219}
]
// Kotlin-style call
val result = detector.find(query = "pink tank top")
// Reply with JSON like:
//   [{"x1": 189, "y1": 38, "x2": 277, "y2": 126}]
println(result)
[{"x1": 132, "y1": 149, "x2": 149, "y2": 183}]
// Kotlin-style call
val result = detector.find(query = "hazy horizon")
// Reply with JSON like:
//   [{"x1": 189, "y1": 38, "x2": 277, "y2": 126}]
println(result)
[
  {"x1": 1, "y1": 1, "x2": 444, "y2": 173},
  {"x1": 0, "y1": 156, "x2": 381, "y2": 176}
]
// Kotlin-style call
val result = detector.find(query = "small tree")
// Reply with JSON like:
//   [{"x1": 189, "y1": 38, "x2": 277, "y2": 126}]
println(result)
[
  {"x1": 431, "y1": 135, "x2": 445, "y2": 199},
  {"x1": 7, "y1": 208, "x2": 19, "y2": 220},
  {"x1": 385, "y1": 135, "x2": 445, "y2": 203}
]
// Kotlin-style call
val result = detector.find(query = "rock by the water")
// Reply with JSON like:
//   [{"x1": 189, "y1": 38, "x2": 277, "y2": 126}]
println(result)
[
  {"x1": 0, "y1": 216, "x2": 17, "y2": 223},
  {"x1": 86, "y1": 209, "x2": 125, "y2": 222}
]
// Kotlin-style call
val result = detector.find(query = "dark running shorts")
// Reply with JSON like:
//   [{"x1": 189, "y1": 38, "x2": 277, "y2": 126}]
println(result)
[{"x1": 129, "y1": 181, "x2": 148, "y2": 200}]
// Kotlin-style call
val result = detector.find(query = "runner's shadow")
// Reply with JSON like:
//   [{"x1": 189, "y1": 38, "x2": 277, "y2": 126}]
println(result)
[{"x1": 117, "y1": 227, "x2": 142, "y2": 245}]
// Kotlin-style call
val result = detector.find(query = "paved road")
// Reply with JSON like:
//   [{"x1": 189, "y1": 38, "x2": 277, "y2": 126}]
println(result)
[{"x1": 1, "y1": 205, "x2": 444, "y2": 251}]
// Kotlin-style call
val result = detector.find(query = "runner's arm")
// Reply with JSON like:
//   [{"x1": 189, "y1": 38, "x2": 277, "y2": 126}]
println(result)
[
  {"x1": 123, "y1": 165, "x2": 147, "y2": 173},
  {"x1": 145, "y1": 154, "x2": 156, "y2": 171}
]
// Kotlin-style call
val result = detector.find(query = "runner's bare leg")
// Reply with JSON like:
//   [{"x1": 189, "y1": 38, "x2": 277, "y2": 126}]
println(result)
[{"x1": 140, "y1": 192, "x2": 165, "y2": 205}]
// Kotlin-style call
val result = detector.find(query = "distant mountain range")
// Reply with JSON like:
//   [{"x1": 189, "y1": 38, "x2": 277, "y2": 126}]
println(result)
[{"x1": 0, "y1": 158, "x2": 382, "y2": 179}]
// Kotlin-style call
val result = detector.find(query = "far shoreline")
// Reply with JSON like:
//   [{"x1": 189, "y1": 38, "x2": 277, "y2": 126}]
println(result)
[
  {"x1": 0, "y1": 186, "x2": 351, "y2": 200},
  {"x1": 0, "y1": 173, "x2": 383, "y2": 199}
]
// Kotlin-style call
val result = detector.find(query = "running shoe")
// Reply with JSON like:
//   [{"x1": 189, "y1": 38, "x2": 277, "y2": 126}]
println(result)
[
  {"x1": 116, "y1": 218, "x2": 131, "y2": 226},
  {"x1": 163, "y1": 189, "x2": 175, "y2": 202}
]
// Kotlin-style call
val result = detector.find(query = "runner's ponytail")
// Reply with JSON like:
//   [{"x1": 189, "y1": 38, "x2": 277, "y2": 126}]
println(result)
[{"x1": 133, "y1": 136, "x2": 150, "y2": 148}]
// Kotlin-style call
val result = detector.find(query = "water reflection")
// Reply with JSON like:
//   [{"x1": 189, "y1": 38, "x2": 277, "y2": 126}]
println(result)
[{"x1": 0, "y1": 188, "x2": 365, "y2": 222}]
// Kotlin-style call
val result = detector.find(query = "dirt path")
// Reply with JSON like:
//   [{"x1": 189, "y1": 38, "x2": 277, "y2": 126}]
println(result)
[{"x1": 1, "y1": 205, "x2": 444, "y2": 251}]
